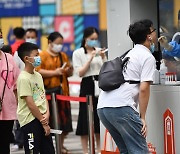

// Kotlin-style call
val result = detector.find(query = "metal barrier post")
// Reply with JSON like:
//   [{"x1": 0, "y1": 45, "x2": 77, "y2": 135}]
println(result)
[
  {"x1": 87, "y1": 95, "x2": 95, "y2": 154},
  {"x1": 51, "y1": 93, "x2": 61, "y2": 154}
]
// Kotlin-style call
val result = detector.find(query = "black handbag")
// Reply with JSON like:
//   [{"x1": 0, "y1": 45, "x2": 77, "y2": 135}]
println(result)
[
  {"x1": 45, "y1": 86, "x2": 62, "y2": 95},
  {"x1": 45, "y1": 52, "x2": 64, "y2": 95}
]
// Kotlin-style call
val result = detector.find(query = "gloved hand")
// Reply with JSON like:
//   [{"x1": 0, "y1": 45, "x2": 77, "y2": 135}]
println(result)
[{"x1": 158, "y1": 36, "x2": 173, "y2": 51}]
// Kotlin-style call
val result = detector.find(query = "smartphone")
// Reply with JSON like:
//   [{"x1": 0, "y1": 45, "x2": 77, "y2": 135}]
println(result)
[
  {"x1": 61, "y1": 62, "x2": 67, "y2": 69},
  {"x1": 102, "y1": 48, "x2": 108, "y2": 53}
]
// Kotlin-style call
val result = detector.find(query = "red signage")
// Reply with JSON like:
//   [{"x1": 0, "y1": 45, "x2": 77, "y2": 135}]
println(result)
[
  {"x1": 54, "y1": 16, "x2": 74, "y2": 43},
  {"x1": 164, "y1": 109, "x2": 176, "y2": 154}
]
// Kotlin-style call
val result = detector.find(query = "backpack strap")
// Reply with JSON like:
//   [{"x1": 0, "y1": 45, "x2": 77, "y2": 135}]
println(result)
[
  {"x1": 125, "y1": 80, "x2": 140, "y2": 84},
  {"x1": 120, "y1": 49, "x2": 131, "y2": 59},
  {"x1": 121, "y1": 49, "x2": 140, "y2": 84}
]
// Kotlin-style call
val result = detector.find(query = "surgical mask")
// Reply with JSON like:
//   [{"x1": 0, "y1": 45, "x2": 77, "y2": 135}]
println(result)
[
  {"x1": 86, "y1": 40, "x2": 99, "y2": 47},
  {"x1": 28, "y1": 56, "x2": 41, "y2": 67},
  {"x1": 52, "y1": 44, "x2": 63, "y2": 53},
  {"x1": 26, "y1": 38, "x2": 37, "y2": 44},
  {"x1": 150, "y1": 43, "x2": 155, "y2": 53},
  {"x1": 0, "y1": 38, "x2": 4, "y2": 49}
]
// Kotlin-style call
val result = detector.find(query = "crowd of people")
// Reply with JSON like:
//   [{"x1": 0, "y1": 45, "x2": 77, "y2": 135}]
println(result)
[
  {"x1": 0, "y1": 25, "x2": 106, "y2": 154},
  {"x1": 0, "y1": 19, "x2": 179, "y2": 154}
]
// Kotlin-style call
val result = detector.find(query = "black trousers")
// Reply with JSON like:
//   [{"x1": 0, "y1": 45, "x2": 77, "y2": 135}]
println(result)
[
  {"x1": 22, "y1": 119, "x2": 55, "y2": 154},
  {"x1": 14, "y1": 120, "x2": 24, "y2": 147},
  {"x1": 0, "y1": 120, "x2": 14, "y2": 154}
]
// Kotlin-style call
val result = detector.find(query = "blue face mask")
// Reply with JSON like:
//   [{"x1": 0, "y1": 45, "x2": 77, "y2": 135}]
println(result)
[
  {"x1": 150, "y1": 43, "x2": 155, "y2": 53},
  {"x1": 33, "y1": 56, "x2": 41, "y2": 67},
  {"x1": 28, "y1": 56, "x2": 41, "y2": 67},
  {"x1": 26, "y1": 38, "x2": 37, "y2": 44},
  {"x1": 86, "y1": 40, "x2": 99, "y2": 47}
]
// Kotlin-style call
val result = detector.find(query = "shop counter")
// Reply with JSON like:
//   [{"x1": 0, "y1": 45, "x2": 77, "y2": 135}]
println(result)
[{"x1": 147, "y1": 85, "x2": 180, "y2": 153}]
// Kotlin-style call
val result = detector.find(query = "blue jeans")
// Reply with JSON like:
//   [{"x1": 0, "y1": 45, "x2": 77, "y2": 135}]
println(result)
[{"x1": 97, "y1": 106, "x2": 148, "y2": 154}]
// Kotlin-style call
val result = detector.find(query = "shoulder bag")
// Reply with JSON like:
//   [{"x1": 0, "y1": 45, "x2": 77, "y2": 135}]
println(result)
[{"x1": 0, "y1": 53, "x2": 9, "y2": 111}]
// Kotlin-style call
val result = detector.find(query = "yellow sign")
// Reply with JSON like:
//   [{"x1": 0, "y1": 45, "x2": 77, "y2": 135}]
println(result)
[
  {"x1": 174, "y1": 0, "x2": 180, "y2": 28},
  {"x1": 62, "y1": 0, "x2": 83, "y2": 14},
  {"x1": 0, "y1": 18, "x2": 22, "y2": 44},
  {"x1": 41, "y1": 35, "x2": 48, "y2": 51},
  {"x1": 99, "y1": 0, "x2": 107, "y2": 30}
]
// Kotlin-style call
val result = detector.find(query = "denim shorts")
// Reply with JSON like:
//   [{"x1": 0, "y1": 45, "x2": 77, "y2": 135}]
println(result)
[{"x1": 97, "y1": 106, "x2": 149, "y2": 154}]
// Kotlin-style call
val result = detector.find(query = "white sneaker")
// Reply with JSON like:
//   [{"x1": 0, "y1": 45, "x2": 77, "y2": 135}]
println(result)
[{"x1": 11, "y1": 144, "x2": 19, "y2": 152}]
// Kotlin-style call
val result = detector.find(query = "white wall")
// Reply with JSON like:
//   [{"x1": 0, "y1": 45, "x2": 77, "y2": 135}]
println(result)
[
  {"x1": 130, "y1": 0, "x2": 158, "y2": 31},
  {"x1": 106, "y1": 0, "x2": 158, "y2": 60},
  {"x1": 106, "y1": 0, "x2": 132, "y2": 60}
]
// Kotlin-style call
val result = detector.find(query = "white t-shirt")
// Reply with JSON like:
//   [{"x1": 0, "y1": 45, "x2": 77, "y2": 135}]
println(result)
[
  {"x1": 13, "y1": 51, "x2": 25, "y2": 71},
  {"x1": 73, "y1": 47, "x2": 105, "y2": 77},
  {"x1": 97, "y1": 44, "x2": 156, "y2": 111}
]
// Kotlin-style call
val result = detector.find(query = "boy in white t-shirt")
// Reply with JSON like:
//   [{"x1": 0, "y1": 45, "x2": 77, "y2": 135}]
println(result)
[{"x1": 97, "y1": 19, "x2": 157, "y2": 153}]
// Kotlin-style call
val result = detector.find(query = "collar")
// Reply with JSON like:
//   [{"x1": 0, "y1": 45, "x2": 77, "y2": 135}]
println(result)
[{"x1": 134, "y1": 44, "x2": 151, "y2": 53}]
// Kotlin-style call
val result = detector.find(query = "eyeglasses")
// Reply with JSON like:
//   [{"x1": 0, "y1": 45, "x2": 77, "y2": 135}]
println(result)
[{"x1": 150, "y1": 28, "x2": 156, "y2": 33}]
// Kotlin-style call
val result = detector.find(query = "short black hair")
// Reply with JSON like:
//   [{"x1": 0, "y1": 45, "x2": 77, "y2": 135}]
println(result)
[
  {"x1": 13, "y1": 27, "x2": 25, "y2": 39},
  {"x1": 17, "y1": 42, "x2": 39, "y2": 62},
  {"x1": 25, "y1": 28, "x2": 38, "y2": 37},
  {"x1": 1, "y1": 45, "x2": 12, "y2": 54},
  {"x1": 128, "y1": 19, "x2": 153, "y2": 44},
  {"x1": 47, "y1": 32, "x2": 63, "y2": 43}
]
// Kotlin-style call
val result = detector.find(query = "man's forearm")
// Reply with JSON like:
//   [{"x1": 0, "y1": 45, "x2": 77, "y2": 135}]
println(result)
[{"x1": 139, "y1": 83, "x2": 150, "y2": 119}]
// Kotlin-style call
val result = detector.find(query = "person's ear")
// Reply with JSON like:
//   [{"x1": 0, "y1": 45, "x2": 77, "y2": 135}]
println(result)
[
  {"x1": 148, "y1": 36, "x2": 152, "y2": 41},
  {"x1": 24, "y1": 56, "x2": 29, "y2": 63}
]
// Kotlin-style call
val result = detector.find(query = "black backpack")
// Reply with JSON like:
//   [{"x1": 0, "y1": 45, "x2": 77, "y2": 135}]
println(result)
[{"x1": 98, "y1": 49, "x2": 140, "y2": 91}]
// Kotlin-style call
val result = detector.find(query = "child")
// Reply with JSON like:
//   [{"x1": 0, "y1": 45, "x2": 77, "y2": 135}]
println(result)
[{"x1": 16, "y1": 42, "x2": 55, "y2": 154}]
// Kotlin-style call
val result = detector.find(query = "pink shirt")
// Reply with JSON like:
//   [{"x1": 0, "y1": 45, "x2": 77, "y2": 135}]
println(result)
[{"x1": 0, "y1": 51, "x2": 20, "y2": 120}]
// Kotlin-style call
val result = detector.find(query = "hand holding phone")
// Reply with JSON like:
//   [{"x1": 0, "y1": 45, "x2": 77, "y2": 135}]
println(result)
[
  {"x1": 101, "y1": 48, "x2": 108, "y2": 53},
  {"x1": 61, "y1": 62, "x2": 67, "y2": 69}
]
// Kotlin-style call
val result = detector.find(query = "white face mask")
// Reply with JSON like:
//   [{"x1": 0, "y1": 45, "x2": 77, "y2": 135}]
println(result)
[
  {"x1": 26, "y1": 38, "x2": 37, "y2": 44},
  {"x1": 0, "y1": 38, "x2": 4, "y2": 49},
  {"x1": 52, "y1": 44, "x2": 63, "y2": 53}
]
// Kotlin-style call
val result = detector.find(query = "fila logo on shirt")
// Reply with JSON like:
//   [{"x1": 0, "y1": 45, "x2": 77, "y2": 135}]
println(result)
[{"x1": 28, "y1": 133, "x2": 34, "y2": 150}]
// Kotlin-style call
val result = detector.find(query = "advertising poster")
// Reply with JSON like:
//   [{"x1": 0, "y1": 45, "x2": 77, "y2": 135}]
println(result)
[
  {"x1": 39, "y1": 0, "x2": 55, "y2": 4},
  {"x1": 0, "y1": 0, "x2": 38, "y2": 17},
  {"x1": 0, "y1": 18, "x2": 22, "y2": 44},
  {"x1": 99, "y1": 0, "x2": 107, "y2": 30},
  {"x1": 62, "y1": 0, "x2": 82, "y2": 14},
  {"x1": 41, "y1": 16, "x2": 54, "y2": 35},
  {"x1": 83, "y1": 0, "x2": 99, "y2": 14},
  {"x1": 84, "y1": 15, "x2": 99, "y2": 29},
  {"x1": 54, "y1": 16, "x2": 74, "y2": 43},
  {"x1": 40, "y1": 4, "x2": 56, "y2": 16}
]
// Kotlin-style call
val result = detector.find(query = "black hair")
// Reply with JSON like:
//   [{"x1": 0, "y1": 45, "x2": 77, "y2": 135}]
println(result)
[
  {"x1": 17, "y1": 42, "x2": 39, "y2": 62},
  {"x1": 128, "y1": 19, "x2": 153, "y2": 44},
  {"x1": 81, "y1": 27, "x2": 99, "y2": 48},
  {"x1": 47, "y1": 32, "x2": 63, "y2": 43},
  {"x1": 25, "y1": 28, "x2": 38, "y2": 37},
  {"x1": 13, "y1": 27, "x2": 25, "y2": 39},
  {"x1": 1, "y1": 45, "x2": 12, "y2": 54}
]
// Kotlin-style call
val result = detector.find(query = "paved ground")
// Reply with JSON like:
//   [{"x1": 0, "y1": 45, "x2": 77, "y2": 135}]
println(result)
[
  {"x1": 11, "y1": 76, "x2": 85, "y2": 154},
  {"x1": 10, "y1": 106, "x2": 83, "y2": 154}
]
